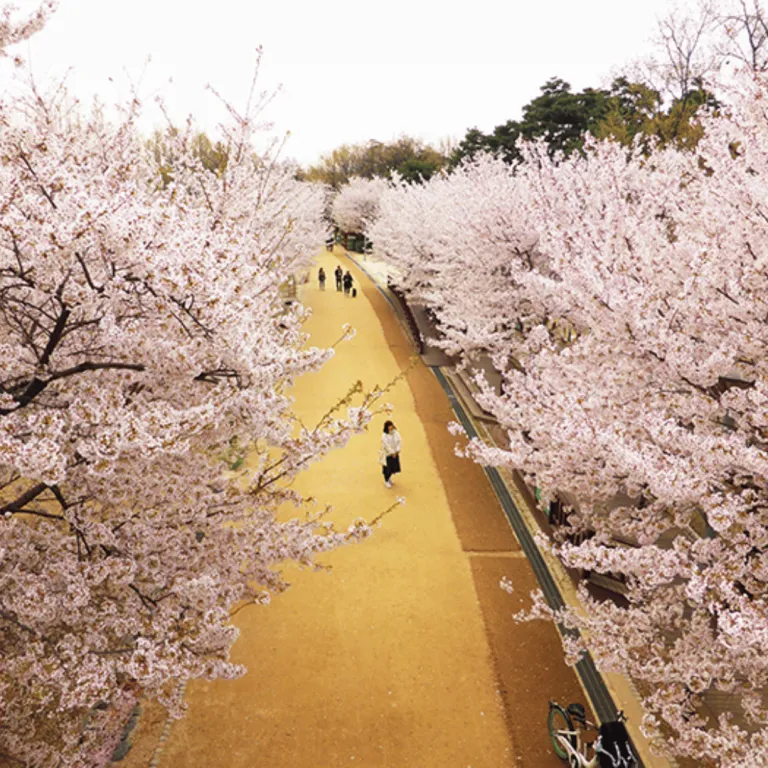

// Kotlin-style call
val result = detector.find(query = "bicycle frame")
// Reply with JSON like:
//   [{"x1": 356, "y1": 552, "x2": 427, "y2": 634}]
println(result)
[
  {"x1": 552, "y1": 726, "x2": 598, "y2": 768},
  {"x1": 549, "y1": 701, "x2": 638, "y2": 768}
]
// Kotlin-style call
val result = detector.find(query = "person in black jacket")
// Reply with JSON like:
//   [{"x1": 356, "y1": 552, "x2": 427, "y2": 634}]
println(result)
[
  {"x1": 342, "y1": 270, "x2": 353, "y2": 296},
  {"x1": 334, "y1": 265, "x2": 343, "y2": 292}
]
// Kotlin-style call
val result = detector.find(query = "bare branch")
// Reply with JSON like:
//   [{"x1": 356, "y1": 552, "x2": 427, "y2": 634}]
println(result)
[
  {"x1": 2, "y1": 361, "x2": 146, "y2": 413},
  {"x1": 0, "y1": 482, "x2": 49, "y2": 515},
  {"x1": 39, "y1": 305, "x2": 70, "y2": 365}
]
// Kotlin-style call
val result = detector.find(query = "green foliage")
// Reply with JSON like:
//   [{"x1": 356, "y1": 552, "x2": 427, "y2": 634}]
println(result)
[
  {"x1": 519, "y1": 78, "x2": 612, "y2": 154},
  {"x1": 397, "y1": 156, "x2": 441, "y2": 183},
  {"x1": 190, "y1": 132, "x2": 229, "y2": 175},
  {"x1": 301, "y1": 144, "x2": 359, "y2": 188},
  {"x1": 452, "y1": 76, "x2": 718, "y2": 168},
  {"x1": 452, "y1": 78, "x2": 613, "y2": 166},
  {"x1": 593, "y1": 78, "x2": 717, "y2": 152},
  {"x1": 303, "y1": 136, "x2": 446, "y2": 187},
  {"x1": 592, "y1": 78, "x2": 661, "y2": 146}
]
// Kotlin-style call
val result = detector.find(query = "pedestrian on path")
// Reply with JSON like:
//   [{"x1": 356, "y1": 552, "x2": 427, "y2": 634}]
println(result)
[
  {"x1": 343, "y1": 270, "x2": 353, "y2": 296},
  {"x1": 379, "y1": 420, "x2": 402, "y2": 487},
  {"x1": 318, "y1": 267, "x2": 326, "y2": 290},
  {"x1": 335, "y1": 265, "x2": 343, "y2": 292}
]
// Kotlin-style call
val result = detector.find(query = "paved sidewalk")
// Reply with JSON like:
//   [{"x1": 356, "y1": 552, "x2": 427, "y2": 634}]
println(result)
[
  {"x1": 346, "y1": 250, "x2": 454, "y2": 367},
  {"x1": 125, "y1": 249, "x2": 517, "y2": 767},
  {"x1": 341, "y1": 250, "x2": 399, "y2": 287}
]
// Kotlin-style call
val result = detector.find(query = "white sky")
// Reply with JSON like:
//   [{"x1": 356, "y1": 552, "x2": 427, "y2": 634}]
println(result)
[{"x1": 8, "y1": 0, "x2": 678, "y2": 166}]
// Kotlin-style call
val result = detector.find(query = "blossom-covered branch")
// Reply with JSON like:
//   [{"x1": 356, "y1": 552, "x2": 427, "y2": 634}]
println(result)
[
  {"x1": 0, "y1": 20, "x2": 377, "y2": 768},
  {"x1": 370, "y1": 70, "x2": 768, "y2": 765}
]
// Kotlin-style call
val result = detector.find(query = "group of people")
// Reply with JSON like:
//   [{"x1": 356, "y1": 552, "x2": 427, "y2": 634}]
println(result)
[
  {"x1": 318, "y1": 265, "x2": 355, "y2": 296},
  {"x1": 317, "y1": 263, "x2": 403, "y2": 487}
]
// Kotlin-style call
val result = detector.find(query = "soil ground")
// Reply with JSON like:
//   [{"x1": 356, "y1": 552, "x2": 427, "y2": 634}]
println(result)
[{"x1": 120, "y1": 249, "x2": 588, "y2": 768}]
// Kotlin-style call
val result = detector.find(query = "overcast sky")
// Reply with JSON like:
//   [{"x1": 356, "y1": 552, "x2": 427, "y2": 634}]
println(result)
[{"x1": 8, "y1": 0, "x2": 679, "y2": 166}]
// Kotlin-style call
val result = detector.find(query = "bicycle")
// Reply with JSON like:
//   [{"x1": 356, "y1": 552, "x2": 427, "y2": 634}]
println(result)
[{"x1": 548, "y1": 700, "x2": 639, "y2": 767}]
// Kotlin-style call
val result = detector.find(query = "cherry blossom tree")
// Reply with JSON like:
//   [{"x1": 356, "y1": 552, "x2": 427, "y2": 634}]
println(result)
[
  {"x1": 0, "y1": 14, "x2": 381, "y2": 768},
  {"x1": 0, "y1": 0, "x2": 53, "y2": 61},
  {"x1": 370, "y1": 73, "x2": 768, "y2": 766},
  {"x1": 369, "y1": 156, "x2": 545, "y2": 358},
  {"x1": 330, "y1": 176, "x2": 388, "y2": 237}
]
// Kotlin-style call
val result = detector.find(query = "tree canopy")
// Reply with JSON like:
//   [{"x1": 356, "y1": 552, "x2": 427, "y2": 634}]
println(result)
[
  {"x1": 369, "y1": 69, "x2": 768, "y2": 766},
  {"x1": 451, "y1": 75, "x2": 718, "y2": 168},
  {"x1": 0, "y1": 11, "x2": 379, "y2": 767},
  {"x1": 301, "y1": 136, "x2": 447, "y2": 187}
]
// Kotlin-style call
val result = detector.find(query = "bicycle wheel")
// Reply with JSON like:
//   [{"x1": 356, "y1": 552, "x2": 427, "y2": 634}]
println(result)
[{"x1": 548, "y1": 703, "x2": 576, "y2": 761}]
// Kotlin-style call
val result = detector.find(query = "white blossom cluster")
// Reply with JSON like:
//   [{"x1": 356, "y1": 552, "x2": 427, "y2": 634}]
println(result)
[
  {"x1": 0, "y1": 9, "x2": 376, "y2": 766},
  {"x1": 370, "y1": 71, "x2": 768, "y2": 766}
]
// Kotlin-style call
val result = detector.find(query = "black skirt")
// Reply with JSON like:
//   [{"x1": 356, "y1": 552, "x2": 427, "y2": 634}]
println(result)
[{"x1": 385, "y1": 454, "x2": 401, "y2": 475}]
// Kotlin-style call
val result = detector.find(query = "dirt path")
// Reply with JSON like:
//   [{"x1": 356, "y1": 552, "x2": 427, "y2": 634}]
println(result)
[{"x1": 122, "y1": 250, "x2": 587, "y2": 767}]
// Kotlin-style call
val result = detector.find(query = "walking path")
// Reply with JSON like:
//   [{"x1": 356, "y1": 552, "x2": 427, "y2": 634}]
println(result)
[{"x1": 122, "y1": 247, "x2": 603, "y2": 767}]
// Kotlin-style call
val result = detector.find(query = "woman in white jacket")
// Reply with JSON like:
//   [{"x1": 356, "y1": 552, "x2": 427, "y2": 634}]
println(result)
[{"x1": 379, "y1": 420, "x2": 402, "y2": 488}]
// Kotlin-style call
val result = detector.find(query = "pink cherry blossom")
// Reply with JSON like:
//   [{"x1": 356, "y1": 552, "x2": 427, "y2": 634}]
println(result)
[
  {"x1": 0, "y1": 10, "x2": 376, "y2": 766},
  {"x1": 331, "y1": 176, "x2": 388, "y2": 235},
  {"x1": 370, "y1": 70, "x2": 768, "y2": 766}
]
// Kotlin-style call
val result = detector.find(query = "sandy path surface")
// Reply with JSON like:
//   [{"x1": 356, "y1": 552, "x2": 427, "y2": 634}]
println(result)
[
  {"x1": 147, "y1": 251, "x2": 514, "y2": 768},
  {"x1": 122, "y1": 249, "x2": 587, "y2": 768}
]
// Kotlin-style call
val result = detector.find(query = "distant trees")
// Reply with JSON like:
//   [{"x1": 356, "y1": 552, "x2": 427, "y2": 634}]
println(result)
[
  {"x1": 330, "y1": 177, "x2": 383, "y2": 235},
  {"x1": 451, "y1": 74, "x2": 717, "y2": 167},
  {"x1": 451, "y1": 78, "x2": 614, "y2": 165},
  {"x1": 594, "y1": 76, "x2": 717, "y2": 151},
  {"x1": 716, "y1": 0, "x2": 768, "y2": 72},
  {"x1": 310, "y1": 3, "x2": 768, "y2": 183},
  {"x1": 450, "y1": 2, "x2": 768, "y2": 167},
  {"x1": 636, "y1": 0, "x2": 768, "y2": 97},
  {"x1": 330, "y1": 177, "x2": 388, "y2": 251},
  {"x1": 302, "y1": 136, "x2": 447, "y2": 188}
]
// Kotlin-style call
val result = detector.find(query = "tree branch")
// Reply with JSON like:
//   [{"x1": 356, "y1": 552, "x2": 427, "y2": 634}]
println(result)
[
  {"x1": 39, "y1": 305, "x2": 71, "y2": 366},
  {"x1": 18, "y1": 150, "x2": 57, "y2": 210},
  {"x1": 74, "y1": 251, "x2": 105, "y2": 293},
  {"x1": 2, "y1": 361, "x2": 146, "y2": 413},
  {"x1": 129, "y1": 584, "x2": 158, "y2": 612},
  {"x1": 0, "y1": 482, "x2": 49, "y2": 515}
]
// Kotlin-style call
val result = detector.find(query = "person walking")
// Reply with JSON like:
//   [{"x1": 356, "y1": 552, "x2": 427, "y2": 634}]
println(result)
[
  {"x1": 343, "y1": 270, "x2": 353, "y2": 296},
  {"x1": 318, "y1": 267, "x2": 326, "y2": 290},
  {"x1": 379, "y1": 420, "x2": 402, "y2": 488},
  {"x1": 334, "y1": 265, "x2": 343, "y2": 292}
]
